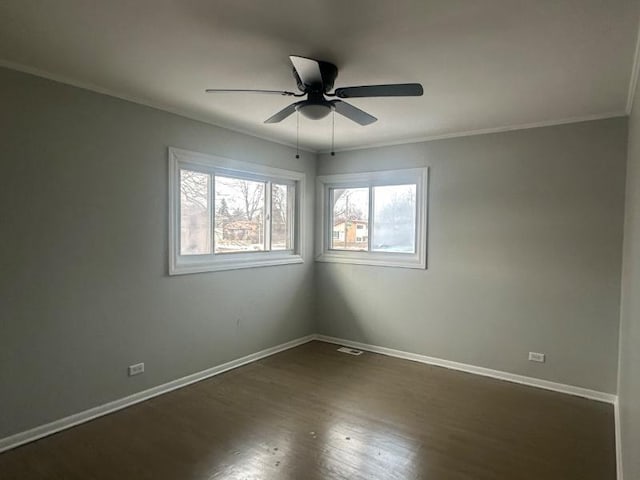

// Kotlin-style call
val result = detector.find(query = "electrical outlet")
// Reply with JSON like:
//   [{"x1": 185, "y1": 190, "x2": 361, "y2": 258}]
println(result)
[
  {"x1": 128, "y1": 362, "x2": 145, "y2": 376},
  {"x1": 528, "y1": 352, "x2": 545, "y2": 363}
]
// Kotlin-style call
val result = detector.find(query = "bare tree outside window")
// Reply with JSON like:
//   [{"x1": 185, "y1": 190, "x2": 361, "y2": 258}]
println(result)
[
  {"x1": 315, "y1": 168, "x2": 426, "y2": 269},
  {"x1": 179, "y1": 172, "x2": 295, "y2": 255},
  {"x1": 330, "y1": 187, "x2": 369, "y2": 251},
  {"x1": 215, "y1": 176, "x2": 265, "y2": 253},
  {"x1": 170, "y1": 149, "x2": 304, "y2": 274}
]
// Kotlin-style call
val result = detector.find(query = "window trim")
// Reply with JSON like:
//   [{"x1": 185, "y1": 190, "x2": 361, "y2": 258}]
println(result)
[
  {"x1": 315, "y1": 167, "x2": 428, "y2": 269},
  {"x1": 169, "y1": 147, "x2": 305, "y2": 275}
]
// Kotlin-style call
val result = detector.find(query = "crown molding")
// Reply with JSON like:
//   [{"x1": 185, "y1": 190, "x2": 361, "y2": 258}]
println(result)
[
  {"x1": 0, "y1": 59, "x2": 316, "y2": 155},
  {"x1": 0, "y1": 59, "x2": 630, "y2": 156},
  {"x1": 320, "y1": 111, "x2": 627, "y2": 154}
]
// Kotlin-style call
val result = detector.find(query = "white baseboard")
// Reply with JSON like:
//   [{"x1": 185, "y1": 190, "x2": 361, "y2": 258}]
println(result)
[
  {"x1": 615, "y1": 398, "x2": 624, "y2": 480},
  {"x1": 315, "y1": 335, "x2": 617, "y2": 404},
  {"x1": 0, "y1": 333, "x2": 620, "y2": 458},
  {"x1": 0, "y1": 334, "x2": 315, "y2": 454}
]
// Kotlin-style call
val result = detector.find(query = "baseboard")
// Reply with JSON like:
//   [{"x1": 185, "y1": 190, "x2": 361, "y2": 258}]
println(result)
[
  {"x1": 0, "y1": 333, "x2": 619, "y2": 456},
  {"x1": 315, "y1": 335, "x2": 617, "y2": 404},
  {"x1": 615, "y1": 398, "x2": 624, "y2": 480},
  {"x1": 0, "y1": 334, "x2": 316, "y2": 454}
]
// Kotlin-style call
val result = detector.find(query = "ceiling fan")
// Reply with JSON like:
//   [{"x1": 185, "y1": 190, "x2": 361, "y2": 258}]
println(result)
[{"x1": 205, "y1": 55, "x2": 423, "y2": 126}]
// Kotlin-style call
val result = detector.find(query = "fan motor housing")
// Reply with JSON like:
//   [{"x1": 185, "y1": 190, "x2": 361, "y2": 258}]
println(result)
[{"x1": 293, "y1": 60, "x2": 338, "y2": 93}]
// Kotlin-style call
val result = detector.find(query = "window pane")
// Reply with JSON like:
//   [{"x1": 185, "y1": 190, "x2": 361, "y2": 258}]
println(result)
[
  {"x1": 180, "y1": 169, "x2": 211, "y2": 255},
  {"x1": 271, "y1": 183, "x2": 292, "y2": 250},
  {"x1": 372, "y1": 184, "x2": 417, "y2": 253},
  {"x1": 215, "y1": 176, "x2": 265, "y2": 253},
  {"x1": 330, "y1": 187, "x2": 369, "y2": 251}
]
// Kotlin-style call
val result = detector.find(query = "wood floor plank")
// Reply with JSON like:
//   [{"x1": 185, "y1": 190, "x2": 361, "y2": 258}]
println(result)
[{"x1": 0, "y1": 341, "x2": 616, "y2": 479}]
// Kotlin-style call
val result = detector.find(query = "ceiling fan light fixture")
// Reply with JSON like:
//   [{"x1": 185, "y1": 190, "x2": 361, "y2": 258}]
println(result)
[
  {"x1": 207, "y1": 55, "x2": 423, "y2": 127},
  {"x1": 296, "y1": 102, "x2": 333, "y2": 120}
]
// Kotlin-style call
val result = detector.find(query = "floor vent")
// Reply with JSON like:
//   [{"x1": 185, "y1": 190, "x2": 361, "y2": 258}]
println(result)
[{"x1": 337, "y1": 346, "x2": 363, "y2": 356}]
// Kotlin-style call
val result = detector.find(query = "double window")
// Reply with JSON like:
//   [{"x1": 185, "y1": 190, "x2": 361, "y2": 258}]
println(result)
[
  {"x1": 316, "y1": 168, "x2": 428, "y2": 268},
  {"x1": 169, "y1": 148, "x2": 304, "y2": 274}
]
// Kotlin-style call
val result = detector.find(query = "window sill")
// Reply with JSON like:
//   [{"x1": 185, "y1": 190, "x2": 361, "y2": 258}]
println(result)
[
  {"x1": 170, "y1": 253, "x2": 304, "y2": 275},
  {"x1": 314, "y1": 251, "x2": 425, "y2": 269}
]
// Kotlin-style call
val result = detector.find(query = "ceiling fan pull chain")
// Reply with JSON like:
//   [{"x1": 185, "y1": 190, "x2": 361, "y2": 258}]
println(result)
[
  {"x1": 295, "y1": 111, "x2": 300, "y2": 159},
  {"x1": 331, "y1": 110, "x2": 336, "y2": 156}
]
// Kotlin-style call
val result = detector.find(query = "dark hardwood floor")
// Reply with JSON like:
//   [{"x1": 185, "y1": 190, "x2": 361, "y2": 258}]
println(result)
[{"x1": 0, "y1": 341, "x2": 616, "y2": 479}]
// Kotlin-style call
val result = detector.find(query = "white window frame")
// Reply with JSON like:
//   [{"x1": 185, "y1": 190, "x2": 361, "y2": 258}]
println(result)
[
  {"x1": 169, "y1": 147, "x2": 305, "y2": 275},
  {"x1": 315, "y1": 167, "x2": 428, "y2": 269}
]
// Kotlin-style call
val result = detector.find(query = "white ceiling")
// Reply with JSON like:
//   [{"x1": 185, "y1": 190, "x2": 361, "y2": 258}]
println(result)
[{"x1": 1, "y1": 0, "x2": 639, "y2": 151}]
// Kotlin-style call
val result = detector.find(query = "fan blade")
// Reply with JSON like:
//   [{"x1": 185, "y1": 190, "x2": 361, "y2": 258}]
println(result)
[
  {"x1": 264, "y1": 102, "x2": 299, "y2": 124},
  {"x1": 332, "y1": 100, "x2": 377, "y2": 126},
  {"x1": 334, "y1": 83, "x2": 423, "y2": 98},
  {"x1": 205, "y1": 89, "x2": 299, "y2": 96},
  {"x1": 289, "y1": 55, "x2": 323, "y2": 89}
]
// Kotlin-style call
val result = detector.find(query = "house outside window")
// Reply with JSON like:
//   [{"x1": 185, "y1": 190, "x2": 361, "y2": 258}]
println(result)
[
  {"x1": 169, "y1": 147, "x2": 305, "y2": 274},
  {"x1": 316, "y1": 167, "x2": 428, "y2": 269},
  {"x1": 332, "y1": 220, "x2": 369, "y2": 250}
]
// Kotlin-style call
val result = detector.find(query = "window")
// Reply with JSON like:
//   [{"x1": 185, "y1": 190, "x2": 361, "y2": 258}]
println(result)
[
  {"x1": 169, "y1": 148, "x2": 305, "y2": 274},
  {"x1": 316, "y1": 168, "x2": 428, "y2": 268}
]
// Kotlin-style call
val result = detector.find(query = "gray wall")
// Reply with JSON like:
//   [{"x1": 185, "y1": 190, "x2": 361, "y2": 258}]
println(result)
[
  {"x1": 618, "y1": 80, "x2": 640, "y2": 478},
  {"x1": 0, "y1": 67, "x2": 316, "y2": 438},
  {"x1": 0, "y1": 66, "x2": 630, "y2": 442},
  {"x1": 317, "y1": 118, "x2": 627, "y2": 394}
]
